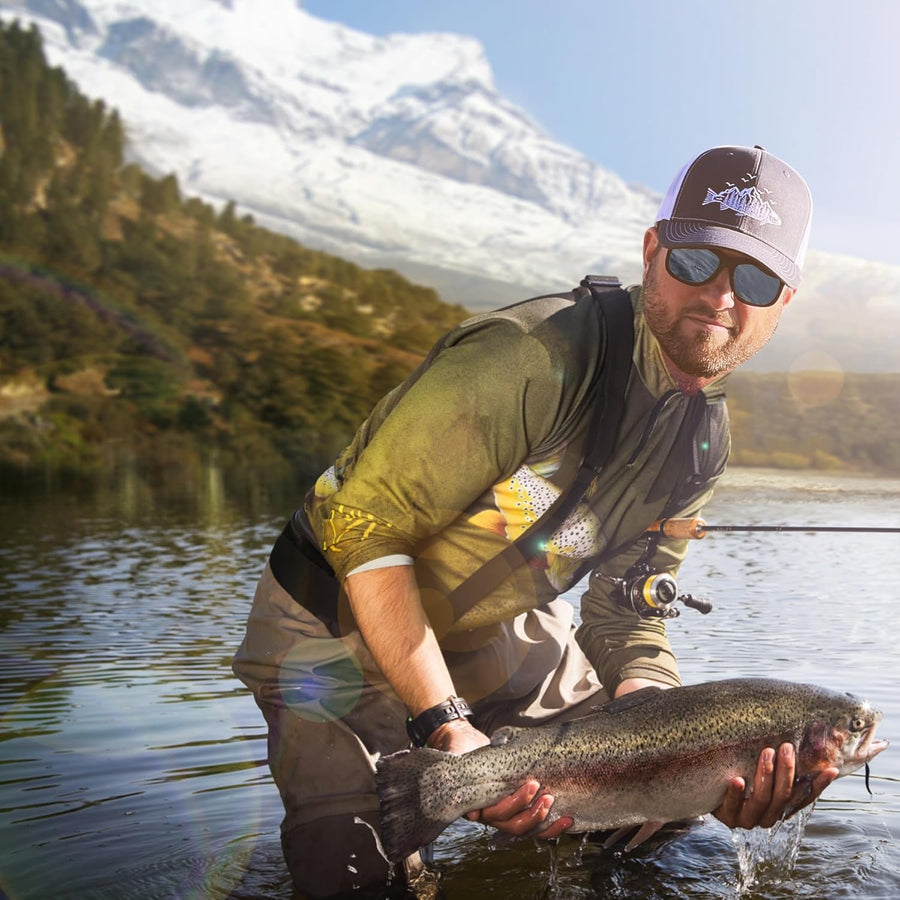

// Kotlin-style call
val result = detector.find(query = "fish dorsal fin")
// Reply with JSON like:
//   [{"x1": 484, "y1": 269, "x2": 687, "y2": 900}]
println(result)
[
  {"x1": 592, "y1": 686, "x2": 664, "y2": 715},
  {"x1": 490, "y1": 725, "x2": 525, "y2": 746}
]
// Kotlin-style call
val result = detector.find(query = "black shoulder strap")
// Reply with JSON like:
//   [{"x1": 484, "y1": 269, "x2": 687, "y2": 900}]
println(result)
[{"x1": 442, "y1": 276, "x2": 634, "y2": 620}]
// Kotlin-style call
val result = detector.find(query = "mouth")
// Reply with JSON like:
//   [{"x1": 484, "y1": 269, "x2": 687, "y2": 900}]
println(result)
[
  {"x1": 683, "y1": 311, "x2": 735, "y2": 334},
  {"x1": 856, "y1": 726, "x2": 889, "y2": 762}
]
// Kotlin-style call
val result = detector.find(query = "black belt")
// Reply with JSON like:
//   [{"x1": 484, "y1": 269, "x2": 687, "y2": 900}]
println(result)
[{"x1": 269, "y1": 518, "x2": 342, "y2": 634}]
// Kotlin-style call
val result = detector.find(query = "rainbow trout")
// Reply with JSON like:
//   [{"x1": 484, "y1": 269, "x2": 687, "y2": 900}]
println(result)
[{"x1": 375, "y1": 678, "x2": 887, "y2": 862}]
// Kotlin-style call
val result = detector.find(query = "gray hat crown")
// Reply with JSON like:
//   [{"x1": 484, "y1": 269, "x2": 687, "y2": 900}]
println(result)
[{"x1": 656, "y1": 145, "x2": 812, "y2": 288}]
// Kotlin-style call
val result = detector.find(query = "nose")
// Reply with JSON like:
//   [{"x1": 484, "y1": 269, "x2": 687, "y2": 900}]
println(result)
[{"x1": 698, "y1": 267, "x2": 735, "y2": 310}]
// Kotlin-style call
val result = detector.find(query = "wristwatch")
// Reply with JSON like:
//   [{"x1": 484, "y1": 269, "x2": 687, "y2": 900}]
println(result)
[{"x1": 406, "y1": 696, "x2": 474, "y2": 747}]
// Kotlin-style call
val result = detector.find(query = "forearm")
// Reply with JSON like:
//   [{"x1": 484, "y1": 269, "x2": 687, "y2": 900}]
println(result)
[
  {"x1": 576, "y1": 575, "x2": 682, "y2": 695},
  {"x1": 344, "y1": 564, "x2": 456, "y2": 717},
  {"x1": 615, "y1": 677, "x2": 673, "y2": 697},
  {"x1": 577, "y1": 533, "x2": 691, "y2": 694}
]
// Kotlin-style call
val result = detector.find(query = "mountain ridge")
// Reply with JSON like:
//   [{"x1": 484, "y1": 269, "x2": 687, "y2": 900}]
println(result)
[{"x1": 1, "y1": 0, "x2": 899, "y2": 371}]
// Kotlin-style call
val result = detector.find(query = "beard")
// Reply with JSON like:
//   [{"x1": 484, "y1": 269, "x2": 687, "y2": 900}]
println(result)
[{"x1": 641, "y1": 259, "x2": 783, "y2": 379}]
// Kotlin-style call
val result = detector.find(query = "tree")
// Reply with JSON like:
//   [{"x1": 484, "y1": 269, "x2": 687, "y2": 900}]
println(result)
[{"x1": 140, "y1": 173, "x2": 181, "y2": 216}]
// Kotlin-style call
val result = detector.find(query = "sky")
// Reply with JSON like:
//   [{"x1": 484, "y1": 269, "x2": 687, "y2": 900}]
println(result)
[{"x1": 303, "y1": 0, "x2": 900, "y2": 267}]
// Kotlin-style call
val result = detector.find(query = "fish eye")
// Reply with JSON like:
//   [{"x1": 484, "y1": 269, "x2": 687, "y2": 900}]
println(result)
[{"x1": 850, "y1": 716, "x2": 867, "y2": 732}]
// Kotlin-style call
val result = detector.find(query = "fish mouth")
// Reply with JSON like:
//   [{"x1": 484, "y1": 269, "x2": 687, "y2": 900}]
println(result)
[{"x1": 855, "y1": 726, "x2": 889, "y2": 763}]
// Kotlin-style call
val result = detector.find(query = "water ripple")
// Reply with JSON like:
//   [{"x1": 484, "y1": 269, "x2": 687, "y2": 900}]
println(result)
[{"x1": 1, "y1": 475, "x2": 898, "y2": 898}]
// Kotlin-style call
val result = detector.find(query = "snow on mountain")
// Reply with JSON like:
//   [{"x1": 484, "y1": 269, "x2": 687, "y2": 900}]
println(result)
[
  {"x1": 2, "y1": 0, "x2": 899, "y2": 371},
  {"x1": 0, "y1": 0, "x2": 653, "y2": 285}
]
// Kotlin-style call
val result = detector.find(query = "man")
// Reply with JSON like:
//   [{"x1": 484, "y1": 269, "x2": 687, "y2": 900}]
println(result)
[{"x1": 233, "y1": 145, "x2": 835, "y2": 897}]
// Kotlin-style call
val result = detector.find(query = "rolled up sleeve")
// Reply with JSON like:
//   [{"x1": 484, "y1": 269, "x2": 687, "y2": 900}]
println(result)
[
  {"x1": 575, "y1": 479, "x2": 719, "y2": 695},
  {"x1": 316, "y1": 321, "x2": 563, "y2": 582}
]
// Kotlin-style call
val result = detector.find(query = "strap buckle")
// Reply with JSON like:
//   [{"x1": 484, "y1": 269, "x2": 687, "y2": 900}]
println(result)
[{"x1": 581, "y1": 274, "x2": 622, "y2": 291}]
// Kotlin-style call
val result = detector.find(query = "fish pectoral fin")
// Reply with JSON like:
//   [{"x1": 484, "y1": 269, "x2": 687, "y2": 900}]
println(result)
[
  {"x1": 602, "y1": 826, "x2": 634, "y2": 849},
  {"x1": 625, "y1": 820, "x2": 666, "y2": 851},
  {"x1": 602, "y1": 820, "x2": 666, "y2": 851}
]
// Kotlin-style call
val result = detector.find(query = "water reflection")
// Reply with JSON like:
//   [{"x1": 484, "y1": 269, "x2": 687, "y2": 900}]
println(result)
[
  {"x1": 0, "y1": 467, "x2": 898, "y2": 898},
  {"x1": 1, "y1": 465, "x2": 288, "y2": 900}
]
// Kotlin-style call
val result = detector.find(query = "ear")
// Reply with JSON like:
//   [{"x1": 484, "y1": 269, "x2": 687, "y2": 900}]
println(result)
[
  {"x1": 781, "y1": 286, "x2": 797, "y2": 309},
  {"x1": 643, "y1": 227, "x2": 660, "y2": 277}
]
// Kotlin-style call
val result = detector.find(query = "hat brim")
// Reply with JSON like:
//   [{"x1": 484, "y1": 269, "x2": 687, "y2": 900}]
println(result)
[{"x1": 657, "y1": 219, "x2": 801, "y2": 288}]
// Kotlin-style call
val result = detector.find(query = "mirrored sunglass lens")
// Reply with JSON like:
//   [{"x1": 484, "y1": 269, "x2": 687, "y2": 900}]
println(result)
[
  {"x1": 733, "y1": 264, "x2": 781, "y2": 306},
  {"x1": 668, "y1": 248, "x2": 720, "y2": 284}
]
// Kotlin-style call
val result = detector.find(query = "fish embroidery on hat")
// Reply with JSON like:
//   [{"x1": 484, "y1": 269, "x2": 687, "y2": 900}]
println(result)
[{"x1": 702, "y1": 172, "x2": 782, "y2": 226}]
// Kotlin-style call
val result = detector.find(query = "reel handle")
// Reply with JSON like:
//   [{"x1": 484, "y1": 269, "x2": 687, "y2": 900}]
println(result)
[{"x1": 679, "y1": 593, "x2": 713, "y2": 615}]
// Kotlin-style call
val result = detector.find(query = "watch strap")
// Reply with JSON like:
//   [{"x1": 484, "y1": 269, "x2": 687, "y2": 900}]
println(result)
[{"x1": 406, "y1": 696, "x2": 473, "y2": 747}]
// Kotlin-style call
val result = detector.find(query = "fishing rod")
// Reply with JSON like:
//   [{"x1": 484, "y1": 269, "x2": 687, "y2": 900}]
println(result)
[
  {"x1": 647, "y1": 517, "x2": 900, "y2": 540},
  {"x1": 607, "y1": 516, "x2": 900, "y2": 621}
]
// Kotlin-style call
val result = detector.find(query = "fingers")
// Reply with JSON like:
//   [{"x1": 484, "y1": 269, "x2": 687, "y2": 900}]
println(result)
[
  {"x1": 717, "y1": 746, "x2": 779, "y2": 830},
  {"x1": 714, "y1": 775, "x2": 747, "y2": 829},
  {"x1": 715, "y1": 743, "x2": 834, "y2": 832},
  {"x1": 810, "y1": 767, "x2": 839, "y2": 799},
  {"x1": 536, "y1": 814, "x2": 574, "y2": 840},
  {"x1": 466, "y1": 780, "x2": 538, "y2": 823},
  {"x1": 756, "y1": 743, "x2": 795, "y2": 828},
  {"x1": 465, "y1": 780, "x2": 573, "y2": 839},
  {"x1": 713, "y1": 744, "x2": 791, "y2": 829},
  {"x1": 489, "y1": 795, "x2": 572, "y2": 839},
  {"x1": 735, "y1": 743, "x2": 791, "y2": 829}
]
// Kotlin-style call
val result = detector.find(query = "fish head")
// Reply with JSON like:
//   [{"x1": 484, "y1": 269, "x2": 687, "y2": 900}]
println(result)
[{"x1": 798, "y1": 693, "x2": 888, "y2": 778}]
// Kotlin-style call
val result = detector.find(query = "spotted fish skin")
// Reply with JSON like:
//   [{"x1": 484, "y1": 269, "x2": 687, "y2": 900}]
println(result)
[
  {"x1": 375, "y1": 678, "x2": 888, "y2": 863},
  {"x1": 485, "y1": 464, "x2": 601, "y2": 558}
]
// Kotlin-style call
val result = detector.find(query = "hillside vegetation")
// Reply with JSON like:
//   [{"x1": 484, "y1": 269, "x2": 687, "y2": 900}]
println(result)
[
  {"x1": 726, "y1": 371, "x2": 900, "y2": 473},
  {"x1": 1, "y1": 20, "x2": 899, "y2": 489},
  {"x1": 0, "y1": 21, "x2": 466, "y2": 486}
]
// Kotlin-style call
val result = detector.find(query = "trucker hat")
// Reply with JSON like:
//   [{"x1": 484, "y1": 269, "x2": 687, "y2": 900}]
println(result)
[{"x1": 655, "y1": 145, "x2": 812, "y2": 288}]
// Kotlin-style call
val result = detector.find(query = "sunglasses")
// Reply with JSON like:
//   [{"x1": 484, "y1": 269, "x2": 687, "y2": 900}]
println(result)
[{"x1": 665, "y1": 247, "x2": 784, "y2": 308}]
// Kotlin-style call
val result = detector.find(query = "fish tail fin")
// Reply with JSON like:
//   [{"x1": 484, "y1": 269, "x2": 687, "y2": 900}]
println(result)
[{"x1": 375, "y1": 747, "x2": 462, "y2": 863}]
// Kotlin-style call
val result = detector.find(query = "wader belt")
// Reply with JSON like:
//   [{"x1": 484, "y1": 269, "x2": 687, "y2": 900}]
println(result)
[
  {"x1": 268, "y1": 276, "x2": 633, "y2": 631},
  {"x1": 269, "y1": 516, "x2": 342, "y2": 636}
]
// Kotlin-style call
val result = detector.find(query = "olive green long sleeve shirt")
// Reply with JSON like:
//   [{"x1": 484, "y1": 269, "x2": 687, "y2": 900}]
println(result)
[{"x1": 305, "y1": 284, "x2": 729, "y2": 696}]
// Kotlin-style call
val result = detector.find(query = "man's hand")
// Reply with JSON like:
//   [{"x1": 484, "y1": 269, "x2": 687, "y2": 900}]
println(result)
[
  {"x1": 464, "y1": 780, "x2": 573, "y2": 839},
  {"x1": 428, "y1": 719, "x2": 573, "y2": 839},
  {"x1": 714, "y1": 742, "x2": 838, "y2": 829},
  {"x1": 611, "y1": 683, "x2": 838, "y2": 832},
  {"x1": 462, "y1": 677, "x2": 671, "y2": 842},
  {"x1": 426, "y1": 717, "x2": 490, "y2": 754}
]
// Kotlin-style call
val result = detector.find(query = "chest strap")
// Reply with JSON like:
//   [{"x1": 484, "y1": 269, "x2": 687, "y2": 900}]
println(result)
[{"x1": 441, "y1": 277, "x2": 634, "y2": 621}]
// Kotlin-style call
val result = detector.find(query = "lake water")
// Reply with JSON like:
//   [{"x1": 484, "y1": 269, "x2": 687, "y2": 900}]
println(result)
[{"x1": 1, "y1": 467, "x2": 898, "y2": 899}]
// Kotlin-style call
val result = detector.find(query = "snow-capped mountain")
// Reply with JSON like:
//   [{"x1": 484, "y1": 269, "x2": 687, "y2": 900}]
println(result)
[{"x1": 2, "y1": 0, "x2": 899, "y2": 371}]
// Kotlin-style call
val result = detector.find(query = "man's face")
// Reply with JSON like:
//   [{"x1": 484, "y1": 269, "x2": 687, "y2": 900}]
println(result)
[{"x1": 641, "y1": 227, "x2": 795, "y2": 381}]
